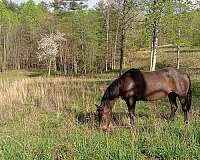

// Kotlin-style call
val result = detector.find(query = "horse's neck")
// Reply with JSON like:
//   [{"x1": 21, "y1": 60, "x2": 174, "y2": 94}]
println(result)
[
  {"x1": 103, "y1": 79, "x2": 120, "y2": 100},
  {"x1": 102, "y1": 98, "x2": 117, "y2": 110}
]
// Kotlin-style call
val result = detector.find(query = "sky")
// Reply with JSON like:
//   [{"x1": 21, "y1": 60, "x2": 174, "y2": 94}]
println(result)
[{"x1": 14, "y1": 0, "x2": 98, "y2": 8}]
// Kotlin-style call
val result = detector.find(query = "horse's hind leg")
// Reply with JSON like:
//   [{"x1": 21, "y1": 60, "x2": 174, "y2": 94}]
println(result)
[
  {"x1": 178, "y1": 96, "x2": 189, "y2": 123},
  {"x1": 168, "y1": 92, "x2": 178, "y2": 121}
]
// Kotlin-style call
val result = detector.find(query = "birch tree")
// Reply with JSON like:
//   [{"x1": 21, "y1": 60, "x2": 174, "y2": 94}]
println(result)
[
  {"x1": 105, "y1": 0, "x2": 110, "y2": 72},
  {"x1": 145, "y1": 0, "x2": 167, "y2": 71}
]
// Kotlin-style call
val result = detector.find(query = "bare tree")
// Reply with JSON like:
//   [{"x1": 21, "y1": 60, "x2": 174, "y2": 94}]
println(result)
[
  {"x1": 105, "y1": 0, "x2": 110, "y2": 72},
  {"x1": 116, "y1": 0, "x2": 141, "y2": 75}
]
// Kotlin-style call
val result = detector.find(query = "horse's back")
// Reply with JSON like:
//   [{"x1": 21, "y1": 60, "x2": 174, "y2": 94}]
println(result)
[
  {"x1": 120, "y1": 68, "x2": 190, "y2": 101},
  {"x1": 146, "y1": 67, "x2": 190, "y2": 97},
  {"x1": 142, "y1": 68, "x2": 174, "y2": 100},
  {"x1": 120, "y1": 68, "x2": 170, "y2": 100}
]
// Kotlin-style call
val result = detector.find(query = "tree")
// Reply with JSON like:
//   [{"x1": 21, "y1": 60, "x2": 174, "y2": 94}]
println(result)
[
  {"x1": 144, "y1": 0, "x2": 168, "y2": 71},
  {"x1": 0, "y1": 1, "x2": 19, "y2": 71},
  {"x1": 0, "y1": 0, "x2": 197, "y2": 76},
  {"x1": 2, "y1": 0, "x2": 19, "y2": 13},
  {"x1": 190, "y1": 8, "x2": 200, "y2": 46},
  {"x1": 162, "y1": 0, "x2": 193, "y2": 69},
  {"x1": 116, "y1": 0, "x2": 141, "y2": 75},
  {"x1": 19, "y1": 0, "x2": 46, "y2": 69},
  {"x1": 37, "y1": 32, "x2": 66, "y2": 76},
  {"x1": 51, "y1": 0, "x2": 87, "y2": 14},
  {"x1": 104, "y1": 0, "x2": 110, "y2": 72},
  {"x1": 97, "y1": 0, "x2": 142, "y2": 74}
]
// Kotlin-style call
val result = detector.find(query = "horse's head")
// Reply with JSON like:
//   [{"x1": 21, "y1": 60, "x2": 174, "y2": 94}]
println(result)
[{"x1": 96, "y1": 102, "x2": 112, "y2": 131}]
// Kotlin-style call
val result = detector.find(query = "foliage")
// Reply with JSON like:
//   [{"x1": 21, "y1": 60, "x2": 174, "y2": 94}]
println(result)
[
  {"x1": 0, "y1": 0, "x2": 200, "y2": 73},
  {"x1": 37, "y1": 32, "x2": 66, "y2": 62},
  {"x1": 161, "y1": 0, "x2": 194, "y2": 46},
  {"x1": 51, "y1": 0, "x2": 88, "y2": 14},
  {"x1": 19, "y1": 0, "x2": 45, "y2": 28}
]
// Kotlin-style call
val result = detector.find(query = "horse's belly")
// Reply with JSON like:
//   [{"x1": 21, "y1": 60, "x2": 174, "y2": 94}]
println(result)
[{"x1": 144, "y1": 91, "x2": 168, "y2": 101}]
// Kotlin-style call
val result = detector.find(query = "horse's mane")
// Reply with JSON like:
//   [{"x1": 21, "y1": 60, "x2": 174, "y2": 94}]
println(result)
[
  {"x1": 101, "y1": 78, "x2": 120, "y2": 102},
  {"x1": 101, "y1": 69, "x2": 140, "y2": 103}
]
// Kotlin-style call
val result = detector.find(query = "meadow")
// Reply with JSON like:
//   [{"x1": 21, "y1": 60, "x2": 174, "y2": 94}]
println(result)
[{"x1": 0, "y1": 49, "x2": 200, "y2": 160}]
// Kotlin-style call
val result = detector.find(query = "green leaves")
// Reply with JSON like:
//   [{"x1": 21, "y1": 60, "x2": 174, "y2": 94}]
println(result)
[
  {"x1": 19, "y1": 0, "x2": 45, "y2": 28},
  {"x1": 51, "y1": 0, "x2": 88, "y2": 14},
  {"x1": 160, "y1": 0, "x2": 194, "y2": 46},
  {"x1": 0, "y1": 2, "x2": 18, "y2": 25}
]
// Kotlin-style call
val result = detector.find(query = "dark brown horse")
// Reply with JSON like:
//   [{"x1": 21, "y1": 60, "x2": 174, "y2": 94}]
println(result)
[{"x1": 96, "y1": 68, "x2": 192, "y2": 131}]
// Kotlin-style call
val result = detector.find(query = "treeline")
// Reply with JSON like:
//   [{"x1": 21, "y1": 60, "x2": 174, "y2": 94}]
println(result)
[{"x1": 0, "y1": 0, "x2": 200, "y2": 75}]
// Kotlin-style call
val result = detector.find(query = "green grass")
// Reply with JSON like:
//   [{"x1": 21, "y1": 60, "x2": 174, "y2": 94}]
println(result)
[
  {"x1": 0, "y1": 110, "x2": 199, "y2": 159},
  {"x1": 0, "y1": 70, "x2": 199, "y2": 160}
]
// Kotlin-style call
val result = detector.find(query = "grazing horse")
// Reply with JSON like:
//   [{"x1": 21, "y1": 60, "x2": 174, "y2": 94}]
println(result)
[{"x1": 96, "y1": 68, "x2": 192, "y2": 131}]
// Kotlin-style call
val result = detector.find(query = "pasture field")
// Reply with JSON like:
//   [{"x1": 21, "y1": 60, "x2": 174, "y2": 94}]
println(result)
[
  {"x1": 0, "y1": 49, "x2": 200, "y2": 160},
  {"x1": 0, "y1": 68, "x2": 199, "y2": 160}
]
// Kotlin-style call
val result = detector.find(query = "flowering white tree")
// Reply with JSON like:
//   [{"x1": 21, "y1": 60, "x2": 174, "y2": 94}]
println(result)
[{"x1": 37, "y1": 32, "x2": 66, "y2": 76}]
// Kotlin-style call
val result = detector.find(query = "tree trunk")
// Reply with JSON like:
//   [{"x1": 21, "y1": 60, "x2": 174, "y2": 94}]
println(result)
[
  {"x1": 150, "y1": 21, "x2": 158, "y2": 71},
  {"x1": 177, "y1": 0, "x2": 182, "y2": 69},
  {"x1": 54, "y1": 59, "x2": 57, "y2": 72},
  {"x1": 119, "y1": 28, "x2": 126, "y2": 76},
  {"x1": 6, "y1": 32, "x2": 10, "y2": 69},
  {"x1": 177, "y1": 45, "x2": 180, "y2": 69},
  {"x1": 177, "y1": 26, "x2": 181, "y2": 69},
  {"x1": 2, "y1": 35, "x2": 7, "y2": 72},
  {"x1": 105, "y1": 4, "x2": 110, "y2": 72},
  {"x1": 48, "y1": 59, "x2": 52, "y2": 76},
  {"x1": 0, "y1": 25, "x2": 2, "y2": 72},
  {"x1": 119, "y1": 0, "x2": 126, "y2": 76},
  {"x1": 64, "y1": 55, "x2": 67, "y2": 75},
  {"x1": 113, "y1": 16, "x2": 120, "y2": 70},
  {"x1": 16, "y1": 36, "x2": 20, "y2": 70},
  {"x1": 74, "y1": 56, "x2": 77, "y2": 74}
]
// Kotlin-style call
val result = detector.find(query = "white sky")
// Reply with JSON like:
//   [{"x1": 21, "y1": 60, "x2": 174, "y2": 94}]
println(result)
[{"x1": 14, "y1": 0, "x2": 98, "y2": 8}]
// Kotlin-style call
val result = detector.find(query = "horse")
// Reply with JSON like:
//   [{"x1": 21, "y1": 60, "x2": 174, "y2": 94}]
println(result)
[{"x1": 96, "y1": 67, "x2": 192, "y2": 131}]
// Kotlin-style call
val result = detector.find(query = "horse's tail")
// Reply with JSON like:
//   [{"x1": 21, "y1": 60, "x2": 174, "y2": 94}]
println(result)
[{"x1": 186, "y1": 74, "x2": 192, "y2": 111}]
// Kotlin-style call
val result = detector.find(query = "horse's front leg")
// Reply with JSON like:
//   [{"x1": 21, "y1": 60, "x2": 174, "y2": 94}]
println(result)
[
  {"x1": 126, "y1": 97, "x2": 136, "y2": 128},
  {"x1": 168, "y1": 93, "x2": 178, "y2": 122}
]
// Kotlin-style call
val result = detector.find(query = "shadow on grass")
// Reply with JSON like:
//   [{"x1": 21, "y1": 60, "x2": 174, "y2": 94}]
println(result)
[{"x1": 75, "y1": 110, "x2": 169, "y2": 129}]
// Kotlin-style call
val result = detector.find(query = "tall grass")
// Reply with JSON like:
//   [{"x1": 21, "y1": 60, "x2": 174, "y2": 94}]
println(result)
[{"x1": 0, "y1": 71, "x2": 199, "y2": 159}]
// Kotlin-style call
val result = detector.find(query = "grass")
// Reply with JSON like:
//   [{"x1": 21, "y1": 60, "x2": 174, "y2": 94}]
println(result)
[
  {"x1": 1, "y1": 46, "x2": 200, "y2": 160},
  {"x1": 0, "y1": 69, "x2": 199, "y2": 160}
]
